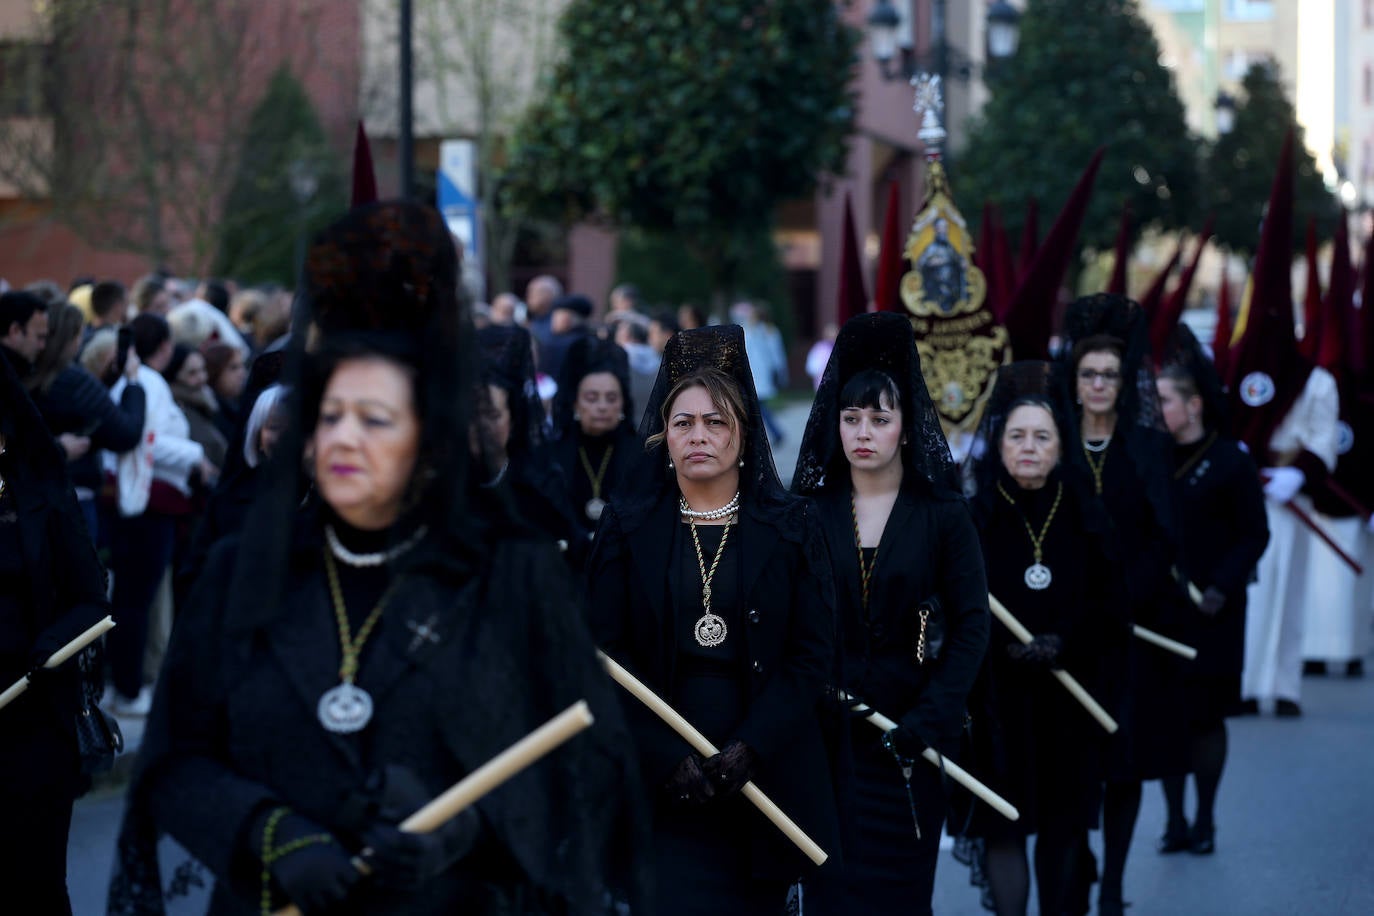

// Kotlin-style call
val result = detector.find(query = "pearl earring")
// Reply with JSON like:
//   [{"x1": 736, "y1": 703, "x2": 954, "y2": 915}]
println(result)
[
  {"x1": 738, "y1": 458, "x2": 744, "y2": 468},
  {"x1": 668, "y1": 458, "x2": 674, "y2": 470}
]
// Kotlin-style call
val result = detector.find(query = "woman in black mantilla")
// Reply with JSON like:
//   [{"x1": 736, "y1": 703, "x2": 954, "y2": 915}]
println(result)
[
  {"x1": 1154, "y1": 325, "x2": 1269, "y2": 856},
  {"x1": 475, "y1": 324, "x2": 589, "y2": 566},
  {"x1": 108, "y1": 201, "x2": 646, "y2": 916},
  {"x1": 960, "y1": 362, "x2": 1114, "y2": 916},
  {"x1": 586, "y1": 325, "x2": 840, "y2": 916},
  {"x1": 1053, "y1": 293, "x2": 1188, "y2": 916},
  {"x1": 0, "y1": 342, "x2": 112, "y2": 913},
  {"x1": 791, "y1": 312, "x2": 989, "y2": 916},
  {"x1": 542, "y1": 335, "x2": 637, "y2": 529}
]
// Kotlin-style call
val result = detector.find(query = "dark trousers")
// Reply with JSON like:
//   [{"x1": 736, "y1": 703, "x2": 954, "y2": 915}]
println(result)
[
  {"x1": 108, "y1": 512, "x2": 176, "y2": 699},
  {"x1": 0, "y1": 711, "x2": 79, "y2": 915}
]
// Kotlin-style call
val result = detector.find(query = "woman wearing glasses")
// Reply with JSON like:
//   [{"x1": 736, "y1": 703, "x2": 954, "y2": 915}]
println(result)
[{"x1": 1054, "y1": 294, "x2": 1187, "y2": 916}]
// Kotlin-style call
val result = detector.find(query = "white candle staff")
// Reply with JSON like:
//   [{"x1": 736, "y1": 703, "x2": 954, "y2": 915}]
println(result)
[
  {"x1": 838, "y1": 693, "x2": 1020, "y2": 822},
  {"x1": 1132, "y1": 624, "x2": 1198, "y2": 661},
  {"x1": 273, "y1": 699, "x2": 595, "y2": 916},
  {"x1": 987, "y1": 595, "x2": 1118, "y2": 734},
  {"x1": 597, "y1": 650, "x2": 828, "y2": 866},
  {"x1": 0, "y1": 616, "x2": 115, "y2": 711}
]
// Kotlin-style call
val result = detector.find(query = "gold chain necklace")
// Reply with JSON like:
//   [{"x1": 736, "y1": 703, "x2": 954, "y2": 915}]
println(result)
[
  {"x1": 850, "y1": 494, "x2": 878, "y2": 614},
  {"x1": 1173, "y1": 431, "x2": 1218, "y2": 480},
  {"x1": 317, "y1": 549, "x2": 396, "y2": 733},
  {"x1": 578, "y1": 444, "x2": 614, "y2": 521},
  {"x1": 1082, "y1": 440, "x2": 1109, "y2": 494},
  {"x1": 997, "y1": 481, "x2": 1063, "y2": 591},
  {"x1": 688, "y1": 515, "x2": 734, "y2": 647}
]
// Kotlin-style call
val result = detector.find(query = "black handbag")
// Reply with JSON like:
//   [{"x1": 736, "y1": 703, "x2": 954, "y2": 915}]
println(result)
[{"x1": 75, "y1": 643, "x2": 123, "y2": 776}]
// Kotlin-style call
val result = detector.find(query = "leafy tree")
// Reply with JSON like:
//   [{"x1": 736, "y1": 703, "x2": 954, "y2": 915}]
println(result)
[
  {"x1": 955, "y1": 0, "x2": 1199, "y2": 262},
  {"x1": 1205, "y1": 62, "x2": 1338, "y2": 255},
  {"x1": 502, "y1": 0, "x2": 858, "y2": 303},
  {"x1": 215, "y1": 68, "x2": 345, "y2": 285}
]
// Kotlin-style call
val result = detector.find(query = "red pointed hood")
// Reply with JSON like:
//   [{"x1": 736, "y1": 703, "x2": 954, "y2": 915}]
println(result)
[
  {"x1": 1319, "y1": 211, "x2": 1353, "y2": 375},
  {"x1": 1016, "y1": 196, "x2": 1040, "y2": 283},
  {"x1": 1213, "y1": 267, "x2": 1233, "y2": 383},
  {"x1": 1138, "y1": 243, "x2": 1181, "y2": 325},
  {"x1": 351, "y1": 121, "x2": 379, "y2": 208},
  {"x1": 989, "y1": 204, "x2": 1016, "y2": 324},
  {"x1": 1226, "y1": 128, "x2": 1311, "y2": 460},
  {"x1": 835, "y1": 193, "x2": 870, "y2": 325},
  {"x1": 1357, "y1": 222, "x2": 1374, "y2": 388},
  {"x1": 1298, "y1": 219, "x2": 1322, "y2": 362},
  {"x1": 1003, "y1": 147, "x2": 1105, "y2": 360},
  {"x1": 873, "y1": 180, "x2": 905, "y2": 313},
  {"x1": 1107, "y1": 202, "x2": 1132, "y2": 295},
  {"x1": 1150, "y1": 218, "x2": 1214, "y2": 361}
]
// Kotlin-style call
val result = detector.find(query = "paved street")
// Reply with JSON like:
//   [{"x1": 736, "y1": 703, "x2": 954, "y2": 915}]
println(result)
[{"x1": 64, "y1": 398, "x2": 1374, "y2": 914}]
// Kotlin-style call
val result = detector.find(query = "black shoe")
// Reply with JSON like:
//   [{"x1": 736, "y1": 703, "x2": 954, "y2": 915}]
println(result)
[
  {"x1": 1157, "y1": 824, "x2": 1191, "y2": 854},
  {"x1": 1347, "y1": 659, "x2": 1365, "y2": 678},
  {"x1": 1236, "y1": 698, "x2": 1260, "y2": 716},
  {"x1": 1303, "y1": 660, "x2": 1328, "y2": 676},
  {"x1": 1275, "y1": 699, "x2": 1303, "y2": 718},
  {"x1": 1098, "y1": 896, "x2": 1129, "y2": 916},
  {"x1": 1189, "y1": 823, "x2": 1216, "y2": 855}
]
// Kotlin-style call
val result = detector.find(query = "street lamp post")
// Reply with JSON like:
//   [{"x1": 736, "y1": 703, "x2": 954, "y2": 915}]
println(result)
[
  {"x1": 866, "y1": 1, "x2": 1022, "y2": 84},
  {"x1": 289, "y1": 158, "x2": 319, "y2": 291}
]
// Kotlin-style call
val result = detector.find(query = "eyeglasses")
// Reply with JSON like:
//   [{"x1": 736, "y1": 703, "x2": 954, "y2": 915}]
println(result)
[{"x1": 1077, "y1": 369, "x2": 1122, "y2": 386}]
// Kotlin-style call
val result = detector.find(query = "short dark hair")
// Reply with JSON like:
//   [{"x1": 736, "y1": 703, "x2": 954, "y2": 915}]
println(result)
[
  {"x1": 90, "y1": 281, "x2": 128, "y2": 320},
  {"x1": 0, "y1": 290, "x2": 45, "y2": 337},
  {"x1": 202, "y1": 279, "x2": 231, "y2": 313},
  {"x1": 650, "y1": 309, "x2": 680, "y2": 335},
  {"x1": 839, "y1": 368, "x2": 902, "y2": 413},
  {"x1": 130, "y1": 312, "x2": 171, "y2": 360},
  {"x1": 1070, "y1": 334, "x2": 1125, "y2": 370}
]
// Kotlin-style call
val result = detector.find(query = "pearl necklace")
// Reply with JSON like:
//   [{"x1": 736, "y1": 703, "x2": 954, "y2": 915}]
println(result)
[
  {"x1": 679, "y1": 491, "x2": 741, "y2": 521},
  {"x1": 324, "y1": 524, "x2": 429, "y2": 568},
  {"x1": 1082, "y1": 435, "x2": 1112, "y2": 453}
]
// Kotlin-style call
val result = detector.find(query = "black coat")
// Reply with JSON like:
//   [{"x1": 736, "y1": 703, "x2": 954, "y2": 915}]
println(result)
[
  {"x1": 587, "y1": 492, "x2": 842, "y2": 880},
  {"x1": 32, "y1": 364, "x2": 147, "y2": 492},
  {"x1": 132, "y1": 523, "x2": 643, "y2": 915},
  {"x1": 1170, "y1": 434, "x2": 1270, "y2": 679},
  {"x1": 813, "y1": 485, "x2": 989, "y2": 756},
  {"x1": 539, "y1": 426, "x2": 638, "y2": 532}
]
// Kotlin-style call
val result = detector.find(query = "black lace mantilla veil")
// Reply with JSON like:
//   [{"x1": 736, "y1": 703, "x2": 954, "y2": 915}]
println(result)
[
  {"x1": 1161, "y1": 322, "x2": 1230, "y2": 435},
  {"x1": 792, "y1": 312, "x2": 961, "y2": 500},
  {"x1": 1052, "y1": 292, "x2": 1173, "y2": 530},
  {"x1": 969, "y1": 361, "x2": 1072, "y2": 498},
  {"x1": 551, "y1": 334, "x2": 636, "y2": 440},
  {"x1": 478, "y1": 323, "x2": 548, "y2": 458},
  {"x1": 109, "y1": 202, "x2": 648, "y2": 915}
]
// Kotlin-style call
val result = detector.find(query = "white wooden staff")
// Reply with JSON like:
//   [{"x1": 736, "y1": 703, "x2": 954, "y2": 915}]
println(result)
[
  {"x1": 838, "y1": 693, "x2": 1020, "y2": 822},
  {"x1": 1132, "y1": 624, "x2": 1198, "y2": 661},
  {"x1": 987, "y1": 595, "x2": 1118, "y2": 734},
  {"x1": 0, "y1": 616, "x2": 115, "y2": 711},
  {"x1": 597, "y1": 650, "x2": 828, "y2": 866},
  {"x1": 274, "y1": 699, "x2": 595, "y2": 916}
]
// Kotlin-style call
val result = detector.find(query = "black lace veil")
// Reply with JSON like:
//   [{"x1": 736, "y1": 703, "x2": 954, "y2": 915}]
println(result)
[
  {"x1": 551, "y1": 334, "x2": 635, "y2": 441},
  {"x1": 967, "y1": 361, "x2": 1073, "y2": 498},
  {"x1": 792, "y1": 312, "x2": 961, "y2": 500},
  {"x1": 478, "y1": 323, "x2": 547, "y2": 459},
  {"x1": 1160, "y1": 323, "x2": 1230, "y2": 436},
  {"x1": 620, "y1": 324, "x2": 789, "y2": 526}
]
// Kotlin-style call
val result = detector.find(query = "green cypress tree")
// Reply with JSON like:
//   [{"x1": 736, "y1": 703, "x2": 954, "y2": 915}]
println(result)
[
  {"x1": 1206, "y1": 63, "x2": 1338, "y2": 255},
  {"x1": 955, "y1": 0, "x2": 1199, "y2": 261},
  {"x1": 216, "y1": 68, "x2": 345, "y2": 285}
]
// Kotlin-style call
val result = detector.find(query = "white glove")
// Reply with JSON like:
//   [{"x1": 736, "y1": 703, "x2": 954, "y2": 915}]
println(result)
[{"x1": 1262, "y1": 466, "x2": 1305, "y2": 504}]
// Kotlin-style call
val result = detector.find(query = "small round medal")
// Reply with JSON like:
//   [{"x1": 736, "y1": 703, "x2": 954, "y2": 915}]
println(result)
[
  {"x1": 694, "y1": 612, "x2": 728, "y2": 648},
  {"x1": 317, "y1": 682, "x2": 374, "y2": 733},
  {"x1": 585, "y1": 497, "x2": 606, "y2": 521},
  {"x1": 1024, "y1": 563, "x2": 1052, "y2": 591}
]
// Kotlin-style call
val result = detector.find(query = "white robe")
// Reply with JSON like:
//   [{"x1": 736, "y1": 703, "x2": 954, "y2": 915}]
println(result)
[
  {"x1": 1242, "y1": 367, "x2": 1339, "y2": 702},
  {"x1": 1299, "y1": 514, "x2": 1373, "y2": 664}
]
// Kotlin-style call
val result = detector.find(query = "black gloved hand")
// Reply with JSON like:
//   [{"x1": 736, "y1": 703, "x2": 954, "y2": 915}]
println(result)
[
  {"x1": 1006, "y1": 633, "x2": 1062, "y2": 667},
  {"x1": 357, "y1": 764, "x2": 481, "y2": 889},
  {"x1": 883, "y1": 725, "x2": 926, "y2": 759},
  {"x1": 252, "y1": 810, "x2": 360, "y2": 915},
  {"x1": 702, "y1": 739, "x2": 757, "y2": 797},
  {"x1": 1199, "y1": 587, "x2": 1226, "y2": 617},
  {"x1": 360, "y1": 810, "x2": 481, "y2": 889},
  {"x1": 664, "y1": 753, "x2": 715, "y2": 805}
]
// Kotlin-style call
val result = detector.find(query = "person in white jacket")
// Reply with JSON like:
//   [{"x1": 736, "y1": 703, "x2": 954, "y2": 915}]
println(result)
[{"x1": 104, "y1": 313, "x2": 214, "y2": 715}]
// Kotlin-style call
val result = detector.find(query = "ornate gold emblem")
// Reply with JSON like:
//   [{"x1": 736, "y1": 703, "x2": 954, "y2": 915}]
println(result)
[{"x1": 900, "y1": 161, "x2": 1008, "y2": 436}]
